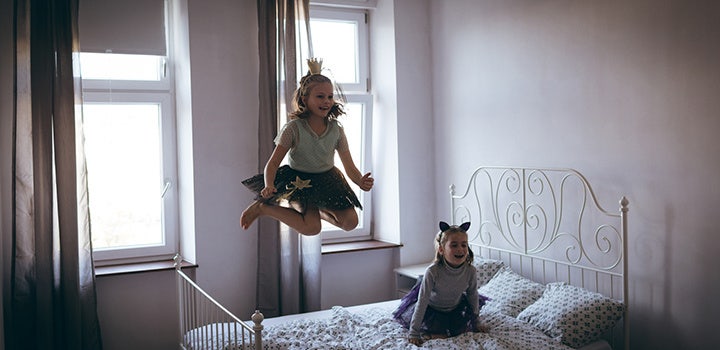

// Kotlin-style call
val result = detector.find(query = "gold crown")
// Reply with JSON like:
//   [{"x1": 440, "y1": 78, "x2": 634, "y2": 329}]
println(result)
[{"x1": 307, "y1": 58, "x2": 323, "y2": 75}]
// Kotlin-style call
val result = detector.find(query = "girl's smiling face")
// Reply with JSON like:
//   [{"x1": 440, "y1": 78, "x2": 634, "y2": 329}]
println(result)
[
  {"x1": 302, "y1": 82, "x2": 334, "y2": 118},
  {"x1": 439, "y1": 231, "x2": 469, "y2": 267}
]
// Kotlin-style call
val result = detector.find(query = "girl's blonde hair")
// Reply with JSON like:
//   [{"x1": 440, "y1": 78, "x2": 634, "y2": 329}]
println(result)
[
  {"x1": 434, "y1": 221, "x2": 475, "y2": 265},
  {"x1": 289, "y1": 73, "x2": 345, "y2": 120}
]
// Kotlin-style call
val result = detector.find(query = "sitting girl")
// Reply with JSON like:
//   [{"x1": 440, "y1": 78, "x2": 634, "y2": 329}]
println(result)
[{"x1": 393, "y1": 221, "x2": 489, "y2": 346}]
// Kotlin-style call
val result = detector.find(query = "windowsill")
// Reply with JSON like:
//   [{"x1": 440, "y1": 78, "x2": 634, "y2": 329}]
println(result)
[
  {"x1": 95, "y1": 259, "x2": 197, "y2": 277},
  {"x1": 321, "y1": 239, "x2": 402, "y2": 255},
  {"x1": 95, "y1": 241, "x2": 400, "y2": 275}
]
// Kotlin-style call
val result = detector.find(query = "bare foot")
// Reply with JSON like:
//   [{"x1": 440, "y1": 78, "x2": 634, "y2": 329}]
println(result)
[{"x1": 240, "y1": 201, "x2": 264, "y2": 229}]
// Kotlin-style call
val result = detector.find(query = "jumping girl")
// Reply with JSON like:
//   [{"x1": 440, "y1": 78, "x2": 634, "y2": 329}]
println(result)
[{"x1": 240, "y1": 58, "x2": 373, "y2": 235}]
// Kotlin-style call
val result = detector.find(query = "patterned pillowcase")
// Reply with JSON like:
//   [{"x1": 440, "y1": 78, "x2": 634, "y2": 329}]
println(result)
[
  {"x1": 472, "y1": 258, "x2": 505, "y2": 286},
  {"x1": 478, "y1": 266, "x2": 545, "y2": 317},
  {"x1": 517, "y1": 282, "x2": 626, "y2": 349}
]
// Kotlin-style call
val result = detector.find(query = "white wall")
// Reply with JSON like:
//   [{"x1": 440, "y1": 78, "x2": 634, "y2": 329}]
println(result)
[
  {"x1": 370, "y1": 0, "x2": 439, "y2": 266},
  {"x1": 183, "y1": 0, "x2": 258, "y2": 315},
  {"x1": 96, "y1": 270, "x2": 177, "y2": 349},
  {"x1": 429, "y1": 1, "x2": 720, "y2": 349},
  {"x1": 321, "y1": 248, "x2": 397, "y2": 309},
  {"x1": 391, "y1": 0, "x2": 438, "y2": 266},
  {"x1": 368, "y1": 0, "x2": 402, "y2": 245}
]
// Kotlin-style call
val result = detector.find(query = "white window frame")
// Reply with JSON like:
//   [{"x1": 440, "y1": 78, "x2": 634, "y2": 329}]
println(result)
[
  {"x1": 309, "y1": 6, "x2": 369, "y2": 93},
  {"x1": 82, "y1": 58, "x2": 179, "y2": 265},
  {"x1": 307, "y1": 4, "x2": 373, "y2": 243},
  {"x1": 320, "y1": 94, "x2": 373, "y2": 242}
]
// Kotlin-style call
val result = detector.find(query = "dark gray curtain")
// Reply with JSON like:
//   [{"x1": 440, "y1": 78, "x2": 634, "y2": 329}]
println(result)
[
  {"x1": 256, "y1": 0, "x2": 321, "y2": 317},
  {"x1": 5, "y1": 0, "x2": 102, "y2": 348}
]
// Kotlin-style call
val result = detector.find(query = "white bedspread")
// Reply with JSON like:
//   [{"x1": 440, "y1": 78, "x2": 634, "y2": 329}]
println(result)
[
  {"x1": 260, "y1": 305, "x2": 574, "y2": 350},
  {"x1": 187, "y1": 301, "x2": 611, "y2": 350}
]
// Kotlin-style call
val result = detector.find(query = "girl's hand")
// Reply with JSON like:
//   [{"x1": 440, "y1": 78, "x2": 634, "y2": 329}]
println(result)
[
  {"x1": 358, "y1": 172, "x2": 374, "y2": 191},
  {"x1": 260, "y1": 185, "x2": 277, "y2": 199},
  {"x1": 408, "y1": 336, "x2": 423, "y2": 346}
]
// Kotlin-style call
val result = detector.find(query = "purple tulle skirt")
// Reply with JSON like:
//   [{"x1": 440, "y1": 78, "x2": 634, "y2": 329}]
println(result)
[
  {"x1": 392, "y1": 278, "x2": 489, "y2": 337},
  {"x1": 242, "y1": 165, "x2": 362, "y2": 210}
]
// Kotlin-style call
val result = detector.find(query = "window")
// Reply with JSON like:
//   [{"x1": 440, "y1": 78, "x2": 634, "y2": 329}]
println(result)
[
  {"x1": 78, "y1": 0, "x2": 177, "y2": 264},
  {"x1": 308, "y1": 7, "x2": 369, "y2": 92},
  {"x1": 80, "y1": 53, "x2": 177, "y2": 265},
  {"x1": 306, "y1": 5, "x2": 372, "y2": 242}
]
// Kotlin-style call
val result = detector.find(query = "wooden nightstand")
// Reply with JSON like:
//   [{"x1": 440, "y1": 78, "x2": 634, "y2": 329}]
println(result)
[{"x1": 394, "y1": 262, "x2": 432, "y2": 298}]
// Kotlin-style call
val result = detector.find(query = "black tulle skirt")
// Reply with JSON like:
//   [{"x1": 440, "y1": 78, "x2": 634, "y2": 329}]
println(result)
[
  {"x1": 241, "y1": 165, "x2": 362, "y2": 210},
  {"x1": 392, "y1": 278, "x2": 489, "y2": 337}
]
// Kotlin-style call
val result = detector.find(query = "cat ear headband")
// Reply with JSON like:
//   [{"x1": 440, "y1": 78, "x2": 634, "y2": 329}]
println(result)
[{"x1": 439, "y1": 221, "x2": 471, "y2": 233}]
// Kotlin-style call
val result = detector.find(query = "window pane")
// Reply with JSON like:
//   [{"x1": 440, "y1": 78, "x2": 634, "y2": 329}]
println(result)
[
  {"x1": 322, "y1": 102, "x2": 364, "y2": 231},
  {"x1": 79, "y1": 53, "x2": 163, "y2": 81},
  {"x1": 83, "y1": 103, "x2": 164, "y2": 250},
  {"x1": 309, "y1": 19, "x2": 358, "y2": 84},
  {"x1": 337, "y1": 103, "x2": 364, "y2": 182}
]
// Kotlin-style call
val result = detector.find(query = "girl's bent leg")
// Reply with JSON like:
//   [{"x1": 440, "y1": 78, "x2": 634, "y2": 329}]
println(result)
[
  {"x1": 240, "y1": 201, "x2": 323, "y2": 235},
  {"x1": 320, "y1": 208, "x2": 359, "y2": 231},
  {"x1": 284, "y1": 203, "x2": 322, "y2": 235}
]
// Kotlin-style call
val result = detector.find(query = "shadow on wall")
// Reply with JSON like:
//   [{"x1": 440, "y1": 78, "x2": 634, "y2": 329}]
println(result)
[{"x1": 629, "y1": 205, "x2": 682, "y2": 349}]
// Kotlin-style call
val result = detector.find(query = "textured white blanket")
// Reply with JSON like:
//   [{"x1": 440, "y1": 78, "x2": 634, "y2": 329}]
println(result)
[{"x1": 259, "y1": 305, "x2": 574, "y2": 350}]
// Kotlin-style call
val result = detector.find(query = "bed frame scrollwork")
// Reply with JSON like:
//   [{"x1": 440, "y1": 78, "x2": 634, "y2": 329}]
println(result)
[{"x1": 450, "y1": 166, "x2": 629, "y2": 350}]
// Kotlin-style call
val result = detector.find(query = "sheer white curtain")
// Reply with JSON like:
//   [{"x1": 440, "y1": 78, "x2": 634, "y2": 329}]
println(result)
[
  {"x1": 4, "y1": 0, "x2": 102, "y2": 348},
  {"x1": 256, "y1": 0, "x2": 321, "y2": 317}
]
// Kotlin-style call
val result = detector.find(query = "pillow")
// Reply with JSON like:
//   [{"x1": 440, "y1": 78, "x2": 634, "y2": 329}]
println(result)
[
  {"x1": 517, "y1": 282, "x2": 625, "y2": 348},
  {"x1": 478, "y1": 266, "x2": 544, "y2": 317},
  {"x1": 472, "y1": 258, "x2": 505, "y2": 286}
]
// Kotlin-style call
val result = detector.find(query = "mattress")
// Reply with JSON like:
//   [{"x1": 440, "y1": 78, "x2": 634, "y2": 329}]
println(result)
[{"x1": 251, "y1": 299, "x2": 612, "y2": 350}]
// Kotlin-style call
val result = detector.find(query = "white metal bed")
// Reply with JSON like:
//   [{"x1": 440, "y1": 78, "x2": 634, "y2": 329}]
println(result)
[
  {"x1": 176, "y1": 166, "x2": 629, "y2": 350},
  {"x1": 175, "y1": 255, "x2": 264, "y2": 350},
  {"x1": 450, "y1": 166, "x2": 628, "y2": 349}
]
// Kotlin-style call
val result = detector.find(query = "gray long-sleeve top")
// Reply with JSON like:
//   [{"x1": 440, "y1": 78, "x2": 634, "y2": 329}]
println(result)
[{"x1": 409, "y1": 261, "x2": 479, "y2": 338}]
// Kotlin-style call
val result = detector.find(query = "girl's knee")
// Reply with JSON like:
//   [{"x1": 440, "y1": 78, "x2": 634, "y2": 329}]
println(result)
[
  {"x1": 319, "y1": 208, "x2": 358, "y2": 231},
  {"x1": 299, "y1": 221, "x2": 323, "y2": 236},
  {"x1": 339, "y1": 212, "x2": 358, "y2": 231}
]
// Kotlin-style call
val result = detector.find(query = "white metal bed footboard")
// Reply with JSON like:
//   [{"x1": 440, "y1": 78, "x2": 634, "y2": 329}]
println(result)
[
  {"x1": 450, "y1": 167, "x2": 629, "y2": 350},
  {"x1": 175, "y1": 256, "x2": 264, "y2": 350}
]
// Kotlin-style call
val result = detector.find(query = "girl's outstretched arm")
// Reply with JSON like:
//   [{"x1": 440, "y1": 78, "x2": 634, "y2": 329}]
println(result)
[
  {"x1": 261, "y1": 144, "x2": 289, "y2": 198},
  {"x1": 337, "y1": 149, "x2": 373, "y2": 191}
]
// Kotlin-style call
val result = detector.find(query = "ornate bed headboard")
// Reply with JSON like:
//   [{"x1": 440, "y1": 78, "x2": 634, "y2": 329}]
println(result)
[{"x1": 449, "y1": 166, "x2": 629, "y2": 349}]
